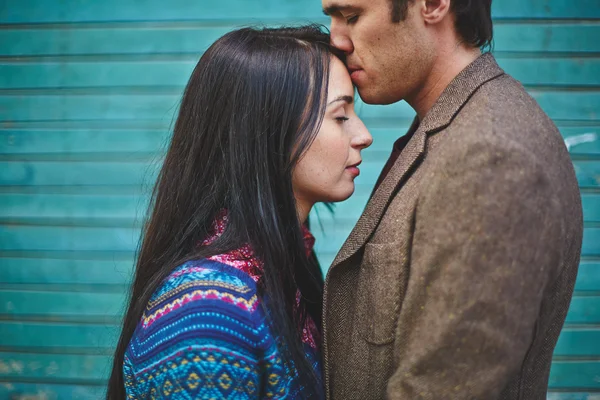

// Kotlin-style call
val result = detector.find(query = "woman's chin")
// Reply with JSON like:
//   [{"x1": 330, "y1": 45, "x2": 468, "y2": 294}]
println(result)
[{"x1": 324, "y1": 185, "x2": 356, "y2": 204}]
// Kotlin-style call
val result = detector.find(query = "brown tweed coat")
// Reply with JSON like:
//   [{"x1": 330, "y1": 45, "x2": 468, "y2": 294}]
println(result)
[{"x1": 322, "y1": 53, "x2": 583, "y2": 400}]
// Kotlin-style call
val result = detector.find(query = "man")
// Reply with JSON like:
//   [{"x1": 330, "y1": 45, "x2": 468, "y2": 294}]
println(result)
[{"x1": 320, "y1": 0, "x2": 584, "y2": 399}]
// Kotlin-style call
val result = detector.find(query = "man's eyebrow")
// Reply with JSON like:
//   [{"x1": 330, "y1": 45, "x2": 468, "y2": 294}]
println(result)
[
  {"x1": 328, "y1": 95, "x2": 354, "y2": 106},
  {"x1": 322, "y1": 4, "x2": 357, "y2": 16}
]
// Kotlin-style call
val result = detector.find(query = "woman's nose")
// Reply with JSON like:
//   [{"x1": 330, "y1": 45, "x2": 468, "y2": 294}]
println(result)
[{"x1": 352, "y1": 124, "x2": 373, "y2": 149}]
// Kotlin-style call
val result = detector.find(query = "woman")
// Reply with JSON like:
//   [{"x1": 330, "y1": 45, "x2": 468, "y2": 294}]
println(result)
[{"x1": 107, "y1": 25, "x2": 371, "y2": 399}]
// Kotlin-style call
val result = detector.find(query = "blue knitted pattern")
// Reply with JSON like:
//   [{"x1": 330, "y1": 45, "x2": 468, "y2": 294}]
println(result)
[{"x1": 123, "y1": 259, "x2": 322, "y2": 399}]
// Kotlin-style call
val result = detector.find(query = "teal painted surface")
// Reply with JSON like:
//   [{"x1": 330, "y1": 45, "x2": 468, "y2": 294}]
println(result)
[
  {"x1": 1, "y1": 126, "x2": 598, "y2": 155},
  {"x1": 1, "y1": 91, "x2": 598, "y2": 122},
  {"x1": 0, "y1": 352, "x2": 110, "y2": 382},
  {"x1": 1, "y1": 0, "x2": 598, "y2": 23},
  {"x1": 4, "y1": 59, "x2": 600, "y2": 89},
  {"x1": 1, "y1": 158, "x2": 600, "y2": 187},
  {"x1": 1, "y1": 23, "x2": 599, "y2": 57},
  {"x1": 0, "y1": 384, "x2": 106, "y2": 400},
  {"x1": 2, "y1": 57, "x2": 599, "y2": 89},
  {"x1": 0, "y1": 0, "x2": 599, "y2": 398}
]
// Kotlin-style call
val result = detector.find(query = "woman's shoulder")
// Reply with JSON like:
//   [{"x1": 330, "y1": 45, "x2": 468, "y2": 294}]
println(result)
[
  {"x1": 150, "y1": 258, "x2": 260, "y2": 307},
  {"x1": 124, "y1": 259, "x2": 278, "y2": 398},
  {"x1": 127, "y1": 259, "x2": 273, "y2": 360},
  {"x1": 136, "y1": 259, "x2": 266, "y2": 339},
  {"x1": 124, "y1": 260, "x2": 275, "y2": 394}
]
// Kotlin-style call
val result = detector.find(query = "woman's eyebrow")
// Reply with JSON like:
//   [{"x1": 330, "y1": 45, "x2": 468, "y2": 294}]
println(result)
[{"x1": 328, "y1": 95, "x2": 354, "y2": 106}]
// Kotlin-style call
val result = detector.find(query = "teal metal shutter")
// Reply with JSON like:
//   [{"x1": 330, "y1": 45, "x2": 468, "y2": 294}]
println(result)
[{"x1": 0, "y1": 1, "x2": 599, "y2": 398}]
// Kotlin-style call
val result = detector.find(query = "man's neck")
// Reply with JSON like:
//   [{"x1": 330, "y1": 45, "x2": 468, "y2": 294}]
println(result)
[{"x1": 409, "y1": 44, "x2": 481, "y2": 120}]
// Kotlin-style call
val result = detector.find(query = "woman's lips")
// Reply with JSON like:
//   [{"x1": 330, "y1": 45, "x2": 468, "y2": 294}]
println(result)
[
  {"x1": 346, "y1": 161, "x2": 361, "y2": 177},
  {"x1": 346, "y1": 166, "x2": 360, "y2": 177}
]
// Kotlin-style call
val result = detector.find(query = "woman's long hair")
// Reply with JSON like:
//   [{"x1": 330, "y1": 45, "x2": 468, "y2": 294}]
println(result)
[{"x1": 106, "y1": 25, "x2": 342, "y2": 399}]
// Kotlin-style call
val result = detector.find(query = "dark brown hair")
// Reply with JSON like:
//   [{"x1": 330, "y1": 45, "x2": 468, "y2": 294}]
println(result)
[
  {"x1": 391, "y1": 0, "x2": 493, "y2": 49},
  {"x1": 107, "y1": 24, "x2": 342, "y2": 399}
]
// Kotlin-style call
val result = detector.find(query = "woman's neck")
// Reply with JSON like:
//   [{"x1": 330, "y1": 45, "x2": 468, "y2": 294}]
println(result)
[{"x1": 295, "y1": 199, "x2": 313, "y2": 224}]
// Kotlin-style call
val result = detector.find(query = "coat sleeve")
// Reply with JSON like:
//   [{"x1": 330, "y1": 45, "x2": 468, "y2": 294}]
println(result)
[{"x1": 386, "y1": 139, "x2": 565, "y2": 399}]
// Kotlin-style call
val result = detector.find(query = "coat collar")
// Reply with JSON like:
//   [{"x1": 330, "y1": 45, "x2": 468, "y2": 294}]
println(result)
[{"x1": 330, "y1": 53, "x2": 505, "y2": 268}]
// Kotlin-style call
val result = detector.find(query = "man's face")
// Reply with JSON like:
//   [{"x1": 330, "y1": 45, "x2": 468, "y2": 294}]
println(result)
[{"x1": 323, "y1": 0, "x2": 434, "y2": 105}]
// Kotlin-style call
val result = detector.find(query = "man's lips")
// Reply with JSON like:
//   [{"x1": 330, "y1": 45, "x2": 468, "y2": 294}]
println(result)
[{"x1": 348, "y1": 66, "x2": 363, "y2": 83}]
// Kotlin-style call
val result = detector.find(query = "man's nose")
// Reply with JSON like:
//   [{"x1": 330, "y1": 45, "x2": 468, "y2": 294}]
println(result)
[{"x1": 330, "y1": 24, "x2": 354, "y2": 54}]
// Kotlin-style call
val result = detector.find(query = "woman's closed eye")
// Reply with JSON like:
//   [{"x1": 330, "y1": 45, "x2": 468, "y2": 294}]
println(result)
[{"x1": 336, "y1": 116, "x2": 349, "y2": 123}]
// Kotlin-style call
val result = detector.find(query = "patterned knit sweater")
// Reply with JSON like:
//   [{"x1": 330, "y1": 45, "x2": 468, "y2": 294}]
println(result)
[
  {"x1": 123, "y1": 219, "x2": 322, "y2": 398},
  {"x1": 124, "y1": 260, "x2": 322, "y2": 399}
]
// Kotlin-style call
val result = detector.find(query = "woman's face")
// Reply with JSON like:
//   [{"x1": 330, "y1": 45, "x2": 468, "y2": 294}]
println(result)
[{"x1": 293, "y1": 56, "x2": 372, "y2": 221}]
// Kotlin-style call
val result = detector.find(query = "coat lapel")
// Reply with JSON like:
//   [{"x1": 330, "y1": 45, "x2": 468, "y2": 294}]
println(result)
[
  {"x1": 329, "y1": 53, "x2": 505, "y2": 268},
  {"x1": 332, "y1": 125, "x2": 426, "y2": 266}
]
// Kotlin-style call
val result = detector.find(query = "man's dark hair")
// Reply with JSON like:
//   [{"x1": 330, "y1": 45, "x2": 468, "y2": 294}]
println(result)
[{"x1": 391, "y1": 0, "x2": 493, "y2": 49}]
